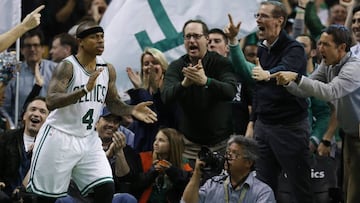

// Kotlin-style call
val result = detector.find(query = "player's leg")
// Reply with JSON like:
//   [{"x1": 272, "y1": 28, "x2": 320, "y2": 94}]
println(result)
[
  {"x1": 72, "y1": 133, "x2": 114, "y2": 203},
  {"x1": 27, "y1": 125, "x2": 80, "y2": 198}
]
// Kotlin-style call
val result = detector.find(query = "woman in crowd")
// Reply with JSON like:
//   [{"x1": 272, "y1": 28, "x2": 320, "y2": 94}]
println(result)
[{"x1": 126, "y1": 48, "x2": 180, "y2": 152}]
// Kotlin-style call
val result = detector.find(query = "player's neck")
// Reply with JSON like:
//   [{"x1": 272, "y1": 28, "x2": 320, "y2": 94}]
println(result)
[{"x1": 75, "y1": 53, "x2": 97, "y2": 71}]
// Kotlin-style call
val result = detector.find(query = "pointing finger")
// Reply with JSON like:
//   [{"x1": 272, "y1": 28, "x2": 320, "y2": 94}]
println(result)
[
  {"x1": 269, "y1": 72, "x2": 280, "y2": 79},
  {"x1": 32, "y1": 5, "x2": 45, "y2": 14},
  {"x1": 228, "y1": 13, "x2": 234, "y2": 25}
]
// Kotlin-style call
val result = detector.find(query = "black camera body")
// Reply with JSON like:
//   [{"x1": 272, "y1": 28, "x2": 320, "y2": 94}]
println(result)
[{"x1": 198, "y1": 147, "x2": 225, "y2": 175}]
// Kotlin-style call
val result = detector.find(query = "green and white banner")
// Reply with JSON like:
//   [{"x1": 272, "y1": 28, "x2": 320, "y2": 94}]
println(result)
[{"x1": 100, "y1": 0, "x2": 262, "y2": 92}]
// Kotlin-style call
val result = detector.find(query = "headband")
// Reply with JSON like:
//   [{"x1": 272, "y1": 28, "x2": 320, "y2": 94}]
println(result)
[{"x1": 76, "y1": 26, "x2": 104, "y2": 39}]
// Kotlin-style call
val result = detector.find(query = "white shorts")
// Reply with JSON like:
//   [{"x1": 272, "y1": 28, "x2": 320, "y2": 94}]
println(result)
[{"x1": 27, "y1": 124, "x2": 113, "y2": 198}]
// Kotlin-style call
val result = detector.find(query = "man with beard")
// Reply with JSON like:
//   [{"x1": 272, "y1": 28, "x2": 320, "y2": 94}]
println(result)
[
  {"x1": 26, "y1": 20, "x2": 157, "y2": 203},
  {"x1": 161, "y1": 19, "x2": 237, "y2": 160},
  {"x1": 182, "y1": 135, "x2": 275, "y2": 203},
  {"x1": 0, "y1": 96, "x2": 49, "y2": 202}
]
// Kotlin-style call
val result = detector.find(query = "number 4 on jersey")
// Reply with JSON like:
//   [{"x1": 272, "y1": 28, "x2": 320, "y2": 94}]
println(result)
[{"x1": 82, "y1": 109, "x2": 94, "y2": 130}]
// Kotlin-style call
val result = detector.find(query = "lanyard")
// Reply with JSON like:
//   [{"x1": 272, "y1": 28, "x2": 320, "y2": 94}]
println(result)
[{"x1": 224, "y1": 176, "x2": 248, "y2": 203}]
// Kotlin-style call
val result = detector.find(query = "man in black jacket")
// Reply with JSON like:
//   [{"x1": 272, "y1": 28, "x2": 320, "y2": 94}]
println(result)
[
  {"x1": 161, "y1": 19, "x2": 237, "y2": 160},
  {"x1": 0, "y1": 96, "x2": 49, "y2": 202}
]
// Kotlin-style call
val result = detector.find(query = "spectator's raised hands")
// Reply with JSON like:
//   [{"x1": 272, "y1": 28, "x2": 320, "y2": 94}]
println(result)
[
  {"x1": 182, "y1": 59, "x2": 207, "y2": 86},
  {"x1": 224, "y1": 13, "x2": 241, "y2": 44},
  {"x1": 252, "y1": 58, "x2": 270, "y2": 81},
  {"x1": 126, "y1": 67, "x2": 142, "y2": 88}
]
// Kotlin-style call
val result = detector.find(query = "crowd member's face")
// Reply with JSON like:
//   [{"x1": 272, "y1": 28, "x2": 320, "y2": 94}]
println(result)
[
  {"x1": 317, "y1": 32, "x2": 345, "y2": 66},
  {"x1": 21, "y1": 36, "x2": 44, "y2": 64},
  {"x1": 153, "y1": 131, "x2": 170, "y2": 157},
  {"x1": 142, "y1": 53, "x2": 163, "y2": 81},
  {"x1": 244, "y1": 45, "x2": 258, "y2": 64},
  {"x1": 79, "y1": 32, "x2": 104, "y2": 56},
  {"x1": 208, "y1": 33, "x2": 228, "y2": 57},
  {"x1": 296, "y1": 36, "x2": 312, "y2": 59},
  {"x1": 352, "y1": 11, "x2": 360, "y2": 43},
  {"x1": 96, "y1": 115, "x2": 121, "y2": 141},
  {"x1": 224, "y1": 143, "x2": 252, "y2": 176},
  {"x1": 256, "y1": 4, "x2": 283, "y2": 44},
  {"x1": 184, "y1": 22, "x2": 208, "y2": 62},
  {"x1": 23, "y1": 99, "x2": 49, "y2": 137},
  {"x1": 50, "y1": 38, "x2": 70, "y2": 63},
  {"x1": 330, "y1": 4, "x2": 347, "y2": 24}
]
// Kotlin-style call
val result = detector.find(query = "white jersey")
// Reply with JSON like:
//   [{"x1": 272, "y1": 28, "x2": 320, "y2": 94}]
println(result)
[{"x1": 45, "y1": 55, "x2": 109, "y2": 137}]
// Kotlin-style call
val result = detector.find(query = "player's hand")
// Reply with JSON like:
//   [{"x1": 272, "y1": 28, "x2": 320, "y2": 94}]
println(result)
[
  {"x1": 85, "y1": 68, "x2": 103, "y2": 91},
  {"x1": 21, "y1": 5, "x2": 45, "y2": 31},
  {"x1": 132, "y1": 101, "x2": 157, "y2": 123}
]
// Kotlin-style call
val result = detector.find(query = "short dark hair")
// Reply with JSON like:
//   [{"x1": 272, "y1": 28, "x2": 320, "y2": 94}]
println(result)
[
  {"x1": 352, "y1": 5, "x2": 360, "y2": 15},
  {"x1": 322, "y1": 25, "x2": 353, "y2": 52},
  {"x1": 182, "y1": 19, "x2": 209, "y2": 36},
  {"x1": 209, "y1": 28, "x2": 229, "y2": 44},
  {"x1": 297, "y1": 34, "x2": 317, "y2": 50},
  {"x1": 260, "y1": 1, "x2": 288, "y2": 29},
  {"x1": 53, "y1": 33, "x2": 78, "y2": 54},
  {"x1": 21, "y1": 96, "x2": 47, "y2": 118},
  {"x1": 21, "y1": 28, "x2": 45, "y2": 46}
]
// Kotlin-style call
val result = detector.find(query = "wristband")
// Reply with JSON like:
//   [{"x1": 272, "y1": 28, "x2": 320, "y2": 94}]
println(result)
[
  {"x1": 83, "y1": 86, "x2": 89, "y2": 94},
  {"x1": 320, "y1": 139, "x2": 331, "y2": 147}
]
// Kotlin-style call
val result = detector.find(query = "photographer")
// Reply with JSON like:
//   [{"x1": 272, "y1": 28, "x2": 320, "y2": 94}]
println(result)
[{"x1": 182, "y1": 135, "x2": 275, "y2": 203}]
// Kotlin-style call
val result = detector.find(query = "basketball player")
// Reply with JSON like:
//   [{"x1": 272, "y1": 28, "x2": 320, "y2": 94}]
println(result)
[{"x1": 26, "y1": 21, "x2": 157, "y2": 203}]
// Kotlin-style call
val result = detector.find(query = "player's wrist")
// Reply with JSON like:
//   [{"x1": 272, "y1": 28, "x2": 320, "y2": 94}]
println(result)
[{"x1": 82, "y1": 86, "x2": 89, "y2": 94}]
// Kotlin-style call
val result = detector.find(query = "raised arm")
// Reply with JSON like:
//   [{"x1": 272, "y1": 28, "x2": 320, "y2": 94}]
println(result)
[
  {"x1": 0, "y1": 5, "x2": 44, "y2": 52},
  {"x1": 46, "y1": 61, "x2": 89, "y2": 110},
  {"x1": 225, "y1": 14, "x2": 256, "y2": 85},
  {"x1": 106, "y1": 64, "x2": 157, "y2": 123}
]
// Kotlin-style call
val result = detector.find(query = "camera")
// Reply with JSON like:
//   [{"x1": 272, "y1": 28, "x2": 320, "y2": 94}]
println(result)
[
  {"x1": 198, "y1": 147, "x2": 225, "y2": 175},
  {"x1": 0, "y1": 51, "x2": 18, "y2": 84}
]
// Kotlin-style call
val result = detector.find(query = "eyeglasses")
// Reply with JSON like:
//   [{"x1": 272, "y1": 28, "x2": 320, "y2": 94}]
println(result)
[
  {"x1": 254, "y1": 13, "x2": 273, "y2": 20},
  {"x1": 352, "y1": 18, "x2": 360, "y2": 24},
  {"x1": 23, "y1": 43, "x2": 42, "y2": 49},
  {"x1": 224, "y1": 151, "x2": 243, "y2": 160},
  {"x1": 184, "y1": 33, "x2": 204, "y2": 40}
]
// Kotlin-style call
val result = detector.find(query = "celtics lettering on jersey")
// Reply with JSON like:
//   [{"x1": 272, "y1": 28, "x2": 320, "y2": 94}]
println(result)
[
  {"x1": 74, "y1": 84, "x2": 107, "y2": 103},
  {"x1": 44, "y1": 55, "x2": 110, "y2": 137}
]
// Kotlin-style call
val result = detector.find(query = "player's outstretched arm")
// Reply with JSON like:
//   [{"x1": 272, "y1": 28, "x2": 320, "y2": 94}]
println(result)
[
  {"x1": 46, "y1": 61, "x2": 87, "y2": 111},
  {"x1": 105, "y1": 64, "x2": 157, "y2": 123}
]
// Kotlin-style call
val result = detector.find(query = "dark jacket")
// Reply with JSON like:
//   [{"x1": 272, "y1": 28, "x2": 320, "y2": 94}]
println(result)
[
  {"x1": 0, "y1": 128, "x2": 28, "y2": 196},
  {"x1": 255, "y1": 30, "x2": 308, "y2": 124},
  {"x1": 127, "y1": 88, "x2": 180, "y2": 152},
  {"x1": 161, "y1": 51, "x2": 237, "y2": 145}
]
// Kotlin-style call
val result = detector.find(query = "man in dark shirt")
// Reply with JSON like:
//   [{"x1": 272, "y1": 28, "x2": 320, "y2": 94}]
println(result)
[
  {"x1": 161, "y1": 19, "x2": 237, "y2": 160},
  {"x1": 226, "y1": 1, "x2": 312, "y2": 202}
]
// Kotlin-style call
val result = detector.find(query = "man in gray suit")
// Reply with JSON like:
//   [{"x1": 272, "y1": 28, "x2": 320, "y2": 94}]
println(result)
[{"x1": 272, "y1": 24, "x2": 360, "y2": 203}]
